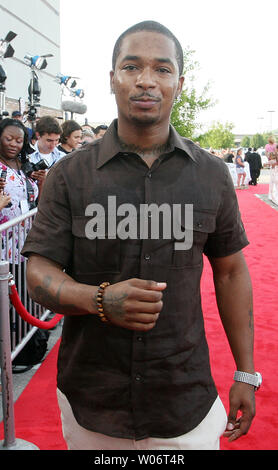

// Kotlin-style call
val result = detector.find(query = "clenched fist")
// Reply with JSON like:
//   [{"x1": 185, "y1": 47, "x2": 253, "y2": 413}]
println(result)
[{"x1": 100, "y1": 278, "x2": 167, "y2": 331}]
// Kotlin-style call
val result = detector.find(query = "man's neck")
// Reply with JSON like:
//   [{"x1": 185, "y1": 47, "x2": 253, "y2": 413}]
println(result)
[
  {"x1": 36, "y1": 143, "x2": 52, "y2": 155},
  {"x1": 117, "y1": 119, "x2": 171, "y2": 167},
  {"x1": 59, "y1": 143, "x2": 71, "y2": 153}
]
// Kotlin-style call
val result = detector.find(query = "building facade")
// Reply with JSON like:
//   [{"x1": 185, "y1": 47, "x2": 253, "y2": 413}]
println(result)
[{"x1": 0, "y1": 0, "x2": 62, "y2": 120}]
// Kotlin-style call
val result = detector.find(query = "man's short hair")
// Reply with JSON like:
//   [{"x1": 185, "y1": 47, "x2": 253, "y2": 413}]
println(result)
[
  {"x1": 35, "y1": 115, "x2": 62, "y2": 136},
  {"x1": 112, "y1": 20, "x2": 184, "y2": 77},
  {"x1": 94, "y1": 125, "x2": 108, "y2": 135}
]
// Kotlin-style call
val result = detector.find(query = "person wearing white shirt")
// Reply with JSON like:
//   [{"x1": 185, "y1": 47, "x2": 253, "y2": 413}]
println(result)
[
  {"x1": 28, "y1": 116, "x2": 64, "y2": 195},
  {"x1": 29, "y1": 115, "x2": 63, "y2": 166},
  {"x1": 31, "y1": 140, "x2": 63, "y2": 166}
]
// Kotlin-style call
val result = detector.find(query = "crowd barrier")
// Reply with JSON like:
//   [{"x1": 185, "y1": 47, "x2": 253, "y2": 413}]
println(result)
[
  {"x1": 0, "y1": 209, "x2": 63, "y2": 450},
  {"x1": 226, "y1": 162, "x2": 251, "y2": 186}
]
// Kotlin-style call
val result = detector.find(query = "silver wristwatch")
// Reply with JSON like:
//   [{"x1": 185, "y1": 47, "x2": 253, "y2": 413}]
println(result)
[{"x1": 233, "y1": 371, "x2": 262, "y2": 391}]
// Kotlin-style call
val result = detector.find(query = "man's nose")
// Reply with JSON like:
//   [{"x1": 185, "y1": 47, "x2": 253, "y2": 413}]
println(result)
[{"x1": 135, "y1": 67, "x2": 156, "y2": 89}]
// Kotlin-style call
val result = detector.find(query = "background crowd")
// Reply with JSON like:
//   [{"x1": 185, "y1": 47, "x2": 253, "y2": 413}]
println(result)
[
  {"x1": 0, "y1": 113, "x2": 108, "y2": 220},
  {"x1": 0, "y1": 113, "x2": 108, "y2": 267}
]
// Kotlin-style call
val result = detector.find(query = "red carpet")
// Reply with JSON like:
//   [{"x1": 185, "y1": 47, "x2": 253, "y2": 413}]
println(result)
[
  {"x1": 1, "y1": 184, "x2": 278, "y2": 450},
  {"x1": 1, "y1": 339, "x2": 67, "y2": 450}
]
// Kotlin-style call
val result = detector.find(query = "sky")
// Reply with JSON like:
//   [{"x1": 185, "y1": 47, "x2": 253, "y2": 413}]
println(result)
[{"x1": 60, "y1": 0, "x2": 278, "y2": 135}]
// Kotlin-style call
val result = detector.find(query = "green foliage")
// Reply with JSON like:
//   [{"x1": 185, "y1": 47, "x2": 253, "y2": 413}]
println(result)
[
  {"x1": 250, "y1": 133, "x2": 266, "y2": 149},
  {"x1": 241, "y1": 135, "x2": 251, "y2": 147},
  {"x1": 196, "y1": 121, "x2": 235, "y2": 149},
  {"x1": 170, "y1": 47, "x2": 214, "y2": 139},
  {"x1": 240, "y1": 132, "x2": 276, "y2": 149}
]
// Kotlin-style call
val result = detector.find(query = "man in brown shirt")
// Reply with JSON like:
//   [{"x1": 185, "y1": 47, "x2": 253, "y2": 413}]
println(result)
[{"x1": 22, "y1": 21, "x2": 259, "y2": 450}]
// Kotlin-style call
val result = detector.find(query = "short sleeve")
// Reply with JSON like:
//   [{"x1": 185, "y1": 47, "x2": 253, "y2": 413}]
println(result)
[
  {"x1": 203, "y1": 164, "x2": 249, "y2": 258},
  {"x1": 21, "y1": 162, "x2": 73, "y2": 268}
]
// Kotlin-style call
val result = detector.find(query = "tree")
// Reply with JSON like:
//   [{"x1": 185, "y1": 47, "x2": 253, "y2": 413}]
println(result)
[
  {"x1": 197, "y1": 121, "x2": 235, "y2": 149},
  {"x1": 170, "y1": 47, "x2": 214, "y2": 139},
  {"x1": 262, "y1": 132, "x2": 277, "y2": 146},
  {"x1": 241, "y1": 136, "x2": 251, "y2": 148},
  {"x1": 251, "y1": 133, "x2": 266, "y2": 149}
]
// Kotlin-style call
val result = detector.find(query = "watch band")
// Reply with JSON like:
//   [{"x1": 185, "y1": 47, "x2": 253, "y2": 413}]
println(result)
[{"x1": 233, "y1": 371, "x2": 262, "y2": 390}]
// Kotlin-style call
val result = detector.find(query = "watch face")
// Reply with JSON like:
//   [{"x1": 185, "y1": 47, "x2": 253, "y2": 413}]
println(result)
[{"x1": 255, "y1": 372, "x2": 262, "y2": 388}]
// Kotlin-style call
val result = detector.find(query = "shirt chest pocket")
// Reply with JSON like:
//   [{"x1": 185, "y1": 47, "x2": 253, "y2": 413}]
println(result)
[
  {"x1": 71, "y1": 216, "x2": 121, "y2": 274},
  {"x1": 172, "y1": 210, "x2": 216, "y2": 268}
]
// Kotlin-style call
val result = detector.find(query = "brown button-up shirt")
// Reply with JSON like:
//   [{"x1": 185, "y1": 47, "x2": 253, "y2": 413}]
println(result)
[{"x1": 22, "y1": 120, "x2": 249, "y2": 440}]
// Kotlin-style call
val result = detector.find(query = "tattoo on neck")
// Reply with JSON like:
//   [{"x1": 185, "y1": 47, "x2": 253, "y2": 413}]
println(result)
[{"x1": 119, "y1": 138, "x2": 171, "y2": 158}]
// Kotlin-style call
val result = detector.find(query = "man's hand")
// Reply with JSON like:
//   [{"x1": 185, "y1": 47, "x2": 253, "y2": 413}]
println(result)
[
  {"x1": 223, "y1": 381, "x2": 256, "y2": 442},
  {"x1": 101, "y1": 278, "x2": 167, "y2": 331}
]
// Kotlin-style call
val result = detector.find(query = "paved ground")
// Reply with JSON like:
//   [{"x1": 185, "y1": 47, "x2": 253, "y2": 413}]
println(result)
[
  {"x1": 257, "y1": 168, "x2": 270, "y2": 184},
  {"x1": 256, "y1": 193, "x2": 278, "y2": 211},
  {"x1": 254, "y1": 169, "x2": 278, "y2": 211}
]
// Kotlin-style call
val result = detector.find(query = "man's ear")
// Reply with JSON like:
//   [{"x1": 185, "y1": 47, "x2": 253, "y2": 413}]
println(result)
[
  {"x1": 175, "y1": 76, "x2": 184, "y2": 99},
  {"x1": 110, "y1": 70, "x2": 115, "y2": 94}
]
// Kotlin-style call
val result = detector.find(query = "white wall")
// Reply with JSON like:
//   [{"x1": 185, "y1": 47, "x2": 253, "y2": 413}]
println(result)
[{"x1": 0, "y1": 0, "x2": 61, "y2": 111}]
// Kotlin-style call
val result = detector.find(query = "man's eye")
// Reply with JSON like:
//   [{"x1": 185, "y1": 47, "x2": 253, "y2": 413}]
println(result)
[
  {"x1": 123, "y1": 65, "x2": 137, "y2": 71},
  {"x1": 157, "y1": 67, "x2": 171, "y2": 73}
]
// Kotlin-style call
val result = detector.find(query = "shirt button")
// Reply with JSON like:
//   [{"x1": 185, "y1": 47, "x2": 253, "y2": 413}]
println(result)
[
  {"x1": 144, "y1": 254, "x2": 151, "y2": 261},
  {"x1": 135, "y1": 374, "x2": 142, "y2": 382},
  {"x1": 137, "y1": 336, "x2": 143, "y2": 342},
  {"x1": 147, "y1": 172, "x2": 152, "y2": 179},
  {"x1": 197, "y1": 222, "x2": 203, "y2": 228}
]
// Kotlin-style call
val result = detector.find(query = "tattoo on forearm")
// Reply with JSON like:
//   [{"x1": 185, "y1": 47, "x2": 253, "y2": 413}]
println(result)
[
  {"x1": 42, "y1": 276, "x2": 51, "y2": 289},
  {"x1": 32, "y1": 276, "x2": 77, "y2": 313}
]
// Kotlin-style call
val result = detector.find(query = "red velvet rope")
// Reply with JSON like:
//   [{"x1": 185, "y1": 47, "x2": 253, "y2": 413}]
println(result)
[{"x1": 9, "y1": 282, "x2": 63, "y2": 330}]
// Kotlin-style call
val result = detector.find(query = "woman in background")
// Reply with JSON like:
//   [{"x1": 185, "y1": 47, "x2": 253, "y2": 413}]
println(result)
[
  {"x1": 265, "y1": 136, "x2": 276, "y2": 159},
  {"x1": 57, "y1": 120, "x2": 82, "y2": 155},
  {"x1": 0, "y1": 118, "x2": 38, "y2": 263},
  {"x1": 235, "y1": 148, "x2": 246, "y2": 188},
  {"x1": 0, "y1": 118, "x2": 40, "y2": 347},
  {"x1": 268, "y1": 144, "x2": 278, "y2": 205}
]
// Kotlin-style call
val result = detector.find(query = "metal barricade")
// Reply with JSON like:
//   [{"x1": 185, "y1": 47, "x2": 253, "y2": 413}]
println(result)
[
  {"x1": 0, "y1": 209, "x2": 49, "y2": 450},
  {"x1": 0, "y1": 209, "x2": 51, "y2": 360},
  {"x1": 0, "y1": 261, "x2": 39, "y2": 450}
]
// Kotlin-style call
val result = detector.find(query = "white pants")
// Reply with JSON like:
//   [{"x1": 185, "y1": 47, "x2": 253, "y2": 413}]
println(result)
[{"x1": 57, "y1": 389, "x2": 227, "y2": 451}]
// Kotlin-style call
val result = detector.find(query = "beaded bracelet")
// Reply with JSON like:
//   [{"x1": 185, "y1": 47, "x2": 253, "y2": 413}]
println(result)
[{"x1": 96, "y1": 281, "x2": 111, "y2": 323}]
